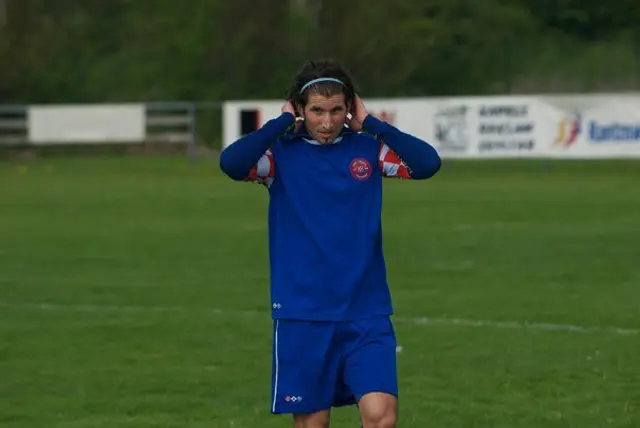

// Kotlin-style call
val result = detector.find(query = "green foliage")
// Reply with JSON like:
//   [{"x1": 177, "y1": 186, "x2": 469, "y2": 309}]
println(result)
[{"x1": 0, "y1": 0, "x2": 638, "y2": 103}]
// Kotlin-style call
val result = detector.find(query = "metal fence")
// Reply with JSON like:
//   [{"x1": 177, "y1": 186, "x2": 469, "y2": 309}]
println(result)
[
  {"x1": 0, "y1": 104, "x2": 27, "y2": 146},
  {"x1": 0, "y1": 102, "x2": 214, "y2": 161}
]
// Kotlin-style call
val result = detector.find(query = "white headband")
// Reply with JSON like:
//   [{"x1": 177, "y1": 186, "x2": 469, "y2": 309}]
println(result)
[{"x1": 300, "y1": 77, "x2": 345, "y2": 94}]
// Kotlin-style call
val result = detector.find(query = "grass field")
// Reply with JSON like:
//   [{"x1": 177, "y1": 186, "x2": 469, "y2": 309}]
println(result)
[{"x1": 1, "y1": 155, "x2": 639, "y2": 427}]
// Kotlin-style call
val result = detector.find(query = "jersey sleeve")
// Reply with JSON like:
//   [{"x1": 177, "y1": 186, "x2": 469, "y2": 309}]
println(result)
[
  {"x1": 245, "y1": 148, "x2": 275, "y2": 187},
  {"x1": 378, "y1": 142, "x2": 412, "y2": 179}
]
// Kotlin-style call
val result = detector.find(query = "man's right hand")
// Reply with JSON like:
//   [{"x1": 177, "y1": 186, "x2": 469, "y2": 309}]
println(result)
[
  {"x1": 282, "y1": 100, "x2": 303, "y2": 132},
  {"x1": 281, "y1": 100, "x2": 296, "y2": 116}
]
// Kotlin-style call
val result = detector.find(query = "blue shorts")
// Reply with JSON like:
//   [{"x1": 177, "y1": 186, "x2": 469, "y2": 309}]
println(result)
[{"x1": 270, "y1": 315, "x2": 398, "y2": 414}]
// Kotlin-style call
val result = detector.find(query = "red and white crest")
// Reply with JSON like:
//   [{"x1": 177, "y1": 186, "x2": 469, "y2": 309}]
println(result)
[{"x1": 349, "y1": 158, "x2": 372, "y2": 180}]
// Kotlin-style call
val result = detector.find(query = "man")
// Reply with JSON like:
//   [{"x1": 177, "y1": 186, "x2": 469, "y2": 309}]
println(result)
[{"x1": 220, "y1": 59, "x2": 441, "y2": 428}]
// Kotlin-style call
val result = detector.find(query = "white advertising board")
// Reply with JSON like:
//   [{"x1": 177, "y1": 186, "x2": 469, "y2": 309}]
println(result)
[
  {"x1": 221, "y1": 98, "x2": 439, "y2": 150},
  {"x1": 544, "y1": 98, "x2": 640, "y2": 158},
  {"x1": 28, "y1": 104, "x2": 145, "y2": 144},
  {"x1": 430, "y1": 96, "x2": 565, "y2": 158},
  {"x1": 222, "y1": 93, "x2": 640, "y2": 159}
]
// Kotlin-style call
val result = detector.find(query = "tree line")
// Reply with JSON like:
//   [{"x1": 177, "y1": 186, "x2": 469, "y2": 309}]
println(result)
[{"x1": 1, "y1": 0, "x2": 639, "y2": 104}]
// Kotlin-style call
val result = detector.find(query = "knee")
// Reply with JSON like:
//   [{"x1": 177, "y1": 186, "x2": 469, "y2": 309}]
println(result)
[
  {"x1": 293, "y1": 412, "x2": 330, "y2": 428},
  {"x1": 362, "y1": 408, "x2": 397, "y2": 428}
]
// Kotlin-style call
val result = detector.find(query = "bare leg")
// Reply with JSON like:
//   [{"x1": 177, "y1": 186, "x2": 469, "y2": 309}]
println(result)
[{"x1": 358, "y1": 392, "x2": 397, "y2": 428}]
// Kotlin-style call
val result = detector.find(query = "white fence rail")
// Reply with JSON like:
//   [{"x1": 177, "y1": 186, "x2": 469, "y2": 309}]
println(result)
[{"x1": 0, "y1": 102, "x2": 197, "y2": 160}]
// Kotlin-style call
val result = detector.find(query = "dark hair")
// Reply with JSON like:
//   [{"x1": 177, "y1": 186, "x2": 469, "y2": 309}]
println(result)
[{"x1": 287, "y1": 59, "x2": 358, "y2": 112}]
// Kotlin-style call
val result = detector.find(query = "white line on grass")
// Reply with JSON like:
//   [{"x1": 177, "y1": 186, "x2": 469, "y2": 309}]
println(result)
[{"x1": 1, "y1": 301, "x2": 638, "y2": 336}]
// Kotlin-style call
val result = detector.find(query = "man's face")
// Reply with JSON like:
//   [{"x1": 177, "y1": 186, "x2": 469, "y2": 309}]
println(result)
[{"x1": 300, "y1": 92, "x2": 349, "y2": 144}]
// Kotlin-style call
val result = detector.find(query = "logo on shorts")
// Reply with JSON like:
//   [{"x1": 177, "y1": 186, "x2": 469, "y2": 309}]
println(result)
[
  {"x1": 285, "y1": 395, "x2": 303, "y2": 403},
  {"x1": 349, "y1": 158, "x2": 372, "y2": 181}
]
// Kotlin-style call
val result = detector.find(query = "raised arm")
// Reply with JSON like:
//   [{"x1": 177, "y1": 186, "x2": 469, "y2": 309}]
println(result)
[
  {"x1": 219, "y1": 101, "x2": 296, "y2": 181},
  {"x1": 364, "y1": 114, "x2": 441, "y2": 180},
  {"x1": 347, "y1": 95, "x2": 441, "y2": 180},
  {"x1": 378, "y1": 142, "x2": 411, "y2": 179}
]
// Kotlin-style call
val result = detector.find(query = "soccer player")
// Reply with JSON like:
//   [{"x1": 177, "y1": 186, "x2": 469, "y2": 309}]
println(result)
[{"x1": 219, "y1": 59, "x2": 441, "y2": 428}]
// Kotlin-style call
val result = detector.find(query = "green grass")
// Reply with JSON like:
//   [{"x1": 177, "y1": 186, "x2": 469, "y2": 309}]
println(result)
[{"x1": 1, "y1": 156, "x2": 639, "y2": 427}]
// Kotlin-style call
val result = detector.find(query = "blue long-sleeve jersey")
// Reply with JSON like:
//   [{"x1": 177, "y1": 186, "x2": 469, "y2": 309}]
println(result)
[{"x1": 220, "y1": 113, "x2": 441, "y2": 321}]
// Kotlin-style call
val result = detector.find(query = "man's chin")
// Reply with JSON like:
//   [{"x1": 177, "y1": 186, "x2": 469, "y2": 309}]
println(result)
[{"x1": 316, "y1": 133, "x2": 338, "y2": 144}]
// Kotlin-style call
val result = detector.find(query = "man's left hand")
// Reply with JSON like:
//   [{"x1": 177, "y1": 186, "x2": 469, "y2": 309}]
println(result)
[{"x1": 347, "y1": 95, "x2": 369, "y2": 131}]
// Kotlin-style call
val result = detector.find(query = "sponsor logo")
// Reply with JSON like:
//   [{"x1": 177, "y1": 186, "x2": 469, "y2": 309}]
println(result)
[
  {"x1": 554, "y1": 112, "x2": 581, "y2": 147},
  {"x1": 434, "y1": 105, "x2": 470, "y2": 153},
  {"x1": 479, "y1": 123, "x2": 534, "y2": 135},
  {"x1": 589, "y1": 121, "x2": 640, "y2": 143},
  {"x1": 479, "y1": 105, "x2": 528, "y2": 117},
  {"x1": 554, "y1": 110, "x2": 640, "y2": 146},
  {"x1": 477, "y1": 104, "x2": 535, "y2": 152},
  {"x1": 478, "y1": 140, "x2": 535, "y2": 152}
]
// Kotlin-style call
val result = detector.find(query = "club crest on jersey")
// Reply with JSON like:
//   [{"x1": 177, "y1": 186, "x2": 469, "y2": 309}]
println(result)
[{"x1": 349, "y1": 158, "x2": 372, "y2": 181}]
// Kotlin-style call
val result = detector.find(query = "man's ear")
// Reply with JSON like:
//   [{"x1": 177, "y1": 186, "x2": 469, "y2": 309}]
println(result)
[{"x1": 296, "y1": 104, "x2": 304, "y2": 118}]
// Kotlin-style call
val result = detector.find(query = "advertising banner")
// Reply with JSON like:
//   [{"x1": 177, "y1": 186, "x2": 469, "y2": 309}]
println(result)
[
  {"x1": 221, "y1": 94, "x2": 640, "y2": 159},
  {"x1": 28, "y1": 104, "x2": 145, "y2": 144},
  {"x1": 545, "y1": 98, "x2": 640, "y2": 158}
]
